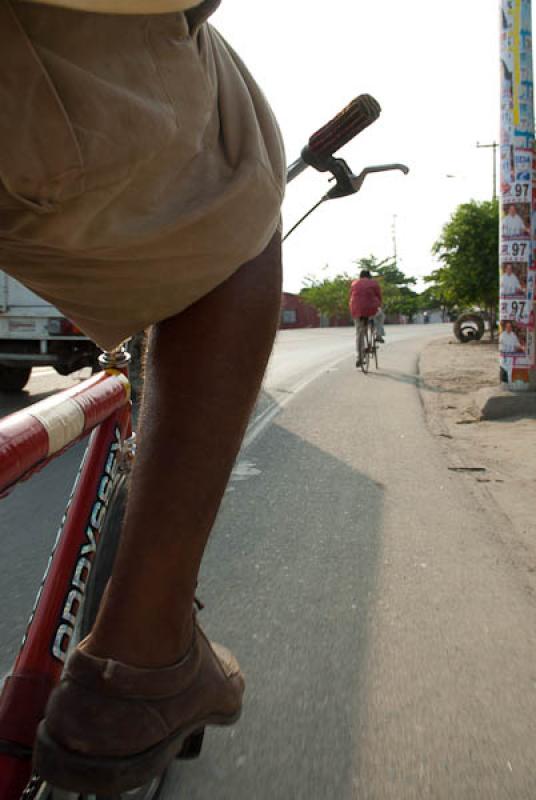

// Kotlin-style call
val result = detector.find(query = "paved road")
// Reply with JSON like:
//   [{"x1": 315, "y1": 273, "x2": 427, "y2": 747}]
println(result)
[
  {"x1": 249, "y1": 325, "x2": 442, "y2": 443},
  {"x1": 165, "y1": 325, "x2": 536, "y2": 800},
  {"x1": 0, "y1": 325, "x2": 437, "y2": 681},
  {"x1": 1, "y1": 326, "x2": 425, "y2": 678},
  {"x1": 4, "y1": 324, "x2": 536, "y2": 798}
]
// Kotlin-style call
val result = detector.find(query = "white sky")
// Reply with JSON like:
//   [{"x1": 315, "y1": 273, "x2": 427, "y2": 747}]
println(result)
[{"x1": 212, "y1": 0, "x2": 506, "y2": 293}]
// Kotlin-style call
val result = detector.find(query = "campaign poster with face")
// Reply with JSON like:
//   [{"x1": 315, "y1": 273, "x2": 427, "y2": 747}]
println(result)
[
  {"x1": 500, "y1": 262, "x2": 527, "y2": 297},
  {"x1": 501, "y1": 201, "x2": 531, "y2": 238},
  {"x1": 499, "y1": 319, "x2": 527, "y2": 355}
]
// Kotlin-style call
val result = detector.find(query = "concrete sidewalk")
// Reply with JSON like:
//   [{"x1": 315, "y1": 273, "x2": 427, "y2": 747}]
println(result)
[{"x1": 419, "y1": 335, "x2": 536, "y2": 589}]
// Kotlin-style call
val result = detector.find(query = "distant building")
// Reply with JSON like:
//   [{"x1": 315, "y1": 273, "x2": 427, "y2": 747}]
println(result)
[
  {"x1": 414, "y1": 310, "x2": 445, "y2": 324},
  {"x1": 280, "y1": 293, "x2": 320, "y2": 329}
]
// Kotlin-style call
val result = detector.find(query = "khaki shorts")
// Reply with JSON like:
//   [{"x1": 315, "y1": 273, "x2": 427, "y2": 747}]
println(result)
[{"x1": 0, "y1": 0, "x2": 285, "y2": 350}]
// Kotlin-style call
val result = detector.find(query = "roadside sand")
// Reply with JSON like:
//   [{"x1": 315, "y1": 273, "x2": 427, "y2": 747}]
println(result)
[{"x1": 419, "y1": 336, "x2": 536, "y2": 586}]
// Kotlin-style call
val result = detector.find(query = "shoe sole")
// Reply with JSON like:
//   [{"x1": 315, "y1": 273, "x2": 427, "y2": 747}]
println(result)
[{"x1": 34, "y1": 710, "x2": 241, "y2": 794}]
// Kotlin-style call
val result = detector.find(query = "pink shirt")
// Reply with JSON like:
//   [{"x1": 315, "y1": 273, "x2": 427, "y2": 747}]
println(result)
[{"x1": 349, "y1": 278, "x2": 382, "y2": 318}]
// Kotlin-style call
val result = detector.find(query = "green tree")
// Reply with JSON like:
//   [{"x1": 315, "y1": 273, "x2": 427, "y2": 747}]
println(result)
[
  {"x1": 300, "y1": 256, "x2": 421, "y2": 323},
  {"x1": 300, "y1": 271, "x2": 353, "y2": 321},
  {"x1": 427, "y1": 198, "x2": 499, "y2": 335},
  {"x1": 415, "y1": 284, "x2": 454, "y2": 320}
]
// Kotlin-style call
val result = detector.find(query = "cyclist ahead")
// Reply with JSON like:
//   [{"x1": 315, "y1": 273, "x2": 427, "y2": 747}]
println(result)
[{"x1": 349, "y1": 270, "x2": 385, "y2": 366}]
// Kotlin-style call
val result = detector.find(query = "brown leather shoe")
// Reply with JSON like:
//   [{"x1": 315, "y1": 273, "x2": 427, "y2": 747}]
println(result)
[{"x1": 33, "y1": 624, "x2": 244, "y2": 793}]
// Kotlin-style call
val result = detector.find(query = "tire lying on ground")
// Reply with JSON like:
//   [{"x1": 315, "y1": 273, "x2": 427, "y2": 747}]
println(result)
[
  {"x1": 453, "y1": 313, "x2": 485, "y2": 343},
  {"x1": 0, "y1": 365, "x2": 32, "y2": 392}
]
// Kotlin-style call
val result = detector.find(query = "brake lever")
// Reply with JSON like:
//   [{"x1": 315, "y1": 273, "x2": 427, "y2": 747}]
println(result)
[
  {"x1": 325, "y1": 162, "x2": 410, "y2": 200},
  {"x1": 282, "y1": 161, "x2": 409, "y2": 242}
]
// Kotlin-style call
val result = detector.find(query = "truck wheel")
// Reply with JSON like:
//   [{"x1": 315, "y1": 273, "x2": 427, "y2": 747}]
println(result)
[{"x1": 0, "y1": 365, "x2": 32, "y2": 392}]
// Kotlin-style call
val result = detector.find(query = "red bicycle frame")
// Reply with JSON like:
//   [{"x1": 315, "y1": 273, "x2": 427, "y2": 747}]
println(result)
[{"x1": 0, "y1": 365, "x2": 131, "y2": 799}]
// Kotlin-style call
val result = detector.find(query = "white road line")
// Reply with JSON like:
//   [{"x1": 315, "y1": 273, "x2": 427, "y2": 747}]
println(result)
[
  {"x1": 243, "y1": 350, "x2": 350, "y2": 450},
  {"x1": 243, "y1": 327, "x2": 443, "y2": 450}
]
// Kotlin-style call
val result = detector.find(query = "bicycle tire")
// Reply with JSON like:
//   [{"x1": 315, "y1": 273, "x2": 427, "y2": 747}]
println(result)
[
  {"x1": 359, "y1": 327, "x2": 370, "y2": 374},
  {"x1": 357, "y1": 327, "x2": 365, "y2": 372},
  {"x1": 44, "y1": 474, "x2": 169, "y2": 800},
  {"x1": 372, "y1": 330, "x2": 379, "y2": 370},
  {"x1": 78, "y1": 472, "x2": 129, "y2": 639}
]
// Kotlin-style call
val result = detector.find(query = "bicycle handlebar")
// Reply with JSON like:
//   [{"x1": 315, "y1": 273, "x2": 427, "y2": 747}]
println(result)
[
  {"x1": 283, "y1": 94, "x2": 409, "y2": 241},
  {"x1": 287, "y1": 93, "x2": 381, "y2": 183},
  {"x1": 305, "y1": 94, "x2": 381, "y2": 165}
]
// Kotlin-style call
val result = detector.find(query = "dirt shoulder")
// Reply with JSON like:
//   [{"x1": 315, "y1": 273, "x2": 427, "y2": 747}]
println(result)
[{"x1": 419, "y1": 335, "x2": 536, "y2": 580}]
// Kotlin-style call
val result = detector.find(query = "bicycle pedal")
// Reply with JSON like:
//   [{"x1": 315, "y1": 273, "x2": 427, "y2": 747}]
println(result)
[{"x1": 177, "y1": 728, "x2": 205, "y2": 760}]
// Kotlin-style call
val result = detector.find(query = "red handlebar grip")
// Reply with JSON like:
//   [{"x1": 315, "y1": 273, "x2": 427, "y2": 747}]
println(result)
[{"x1": 307, "y1": 94, "x2": 381, "y2": 159}]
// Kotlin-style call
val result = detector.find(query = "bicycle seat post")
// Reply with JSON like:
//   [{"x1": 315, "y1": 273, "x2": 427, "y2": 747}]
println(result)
[{"x1": 98, "y1": 343, "x2": 131, "y2": 373}]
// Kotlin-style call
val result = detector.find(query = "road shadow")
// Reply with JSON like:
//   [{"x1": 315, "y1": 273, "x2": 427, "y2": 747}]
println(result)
[
  {"x1": 367, "y1": 367, "x2": 467, "y2": 396},
  {"x1": 168, "y1": 416, "x2": 384, "y2": 800},
  {"x1": 1, "y1": 381, "x2": 383, "y2": 796}
]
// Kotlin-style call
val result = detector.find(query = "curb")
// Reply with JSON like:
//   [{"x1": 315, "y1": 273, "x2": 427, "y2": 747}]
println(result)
[{"x1": 475, "y1": 386, "x2": 536, "y2": 421}]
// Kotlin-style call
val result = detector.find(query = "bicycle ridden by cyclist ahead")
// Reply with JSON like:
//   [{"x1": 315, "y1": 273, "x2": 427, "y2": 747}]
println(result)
[{"x1": 349, "y1": 270, "x2": 385, "y2": 367}]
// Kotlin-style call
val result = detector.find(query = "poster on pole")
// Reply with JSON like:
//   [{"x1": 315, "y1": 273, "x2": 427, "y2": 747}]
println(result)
[{"x1": 500, "y1": 0, "x2": 535, "y2": 389}]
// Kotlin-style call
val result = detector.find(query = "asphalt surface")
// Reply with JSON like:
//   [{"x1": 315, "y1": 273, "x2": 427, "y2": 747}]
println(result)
[
  {"x1": 3, "y1": 324, "x2": 536, "y2": 798},
  {"x1": 0, "y1": 325, "x2": 430, "y2": 679}
]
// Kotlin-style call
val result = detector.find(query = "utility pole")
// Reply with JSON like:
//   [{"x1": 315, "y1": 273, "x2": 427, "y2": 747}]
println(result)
[
  {"x1": 500, "y1": 0, "x2": 535, "y2": 390},
  {"x1": 392, "y1": 214, "x2": 398, "y2": 267},
  {"x1": 476, "y1": 140, "x2": 498, "y2": 201}
]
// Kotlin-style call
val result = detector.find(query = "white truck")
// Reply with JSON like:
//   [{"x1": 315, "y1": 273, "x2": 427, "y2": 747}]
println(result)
[{"x1": 0, "y1": 272, "x2": 99, "y2": 391}]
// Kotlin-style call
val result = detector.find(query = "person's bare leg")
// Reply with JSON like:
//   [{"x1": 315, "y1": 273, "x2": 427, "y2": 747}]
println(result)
[{"x1": 85, "y1": 234, "x2": 282, "y2": 667}]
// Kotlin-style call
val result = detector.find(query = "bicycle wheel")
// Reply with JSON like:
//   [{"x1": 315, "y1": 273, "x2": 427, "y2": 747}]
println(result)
[
  {"x1": 372, "y1": 330, "x2": 379, "y2": 370},
  {"x1": 42, "y1": 475, "x2": 169, "y2": 800},
  {"x1": 359, "y1": 326, "x2": 370, "y2": 374}
]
